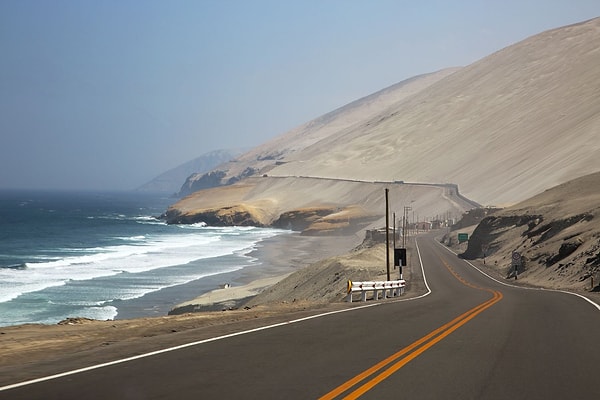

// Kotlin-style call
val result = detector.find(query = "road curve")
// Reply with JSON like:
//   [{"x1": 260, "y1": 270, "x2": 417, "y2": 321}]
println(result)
[{"x1": 2, "y1": 234, "x2": 600, "y2": 399}]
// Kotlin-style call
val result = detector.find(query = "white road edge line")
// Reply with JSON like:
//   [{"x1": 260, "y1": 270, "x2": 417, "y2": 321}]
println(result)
[
  {"x1": 2, "y1": 303, "x2": 385, "y2": 391},
  {"x1": 2, "y1": 302, "x2": 381, "y2": 392},
  {"x1": 435, "y1": 240, "x2": 600, "y2": 312},
  {"x1": 384, "y1": 237, "x2": 433, "y2": 305}
]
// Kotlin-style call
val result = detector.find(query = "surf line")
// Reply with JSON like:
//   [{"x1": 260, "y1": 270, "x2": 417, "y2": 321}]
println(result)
[{"x1": 319, "y1": 256, "x2": 503, "y2": 400}]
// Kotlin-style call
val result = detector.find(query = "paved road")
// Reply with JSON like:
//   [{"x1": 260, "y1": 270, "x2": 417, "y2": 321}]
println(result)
[{"x1": 2, "y1": 234, "x2": 600, "y2": 399}]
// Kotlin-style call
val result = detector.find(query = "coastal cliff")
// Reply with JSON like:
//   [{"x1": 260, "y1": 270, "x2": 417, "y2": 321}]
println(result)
[
  {"x1": 164, "y1": 177, "x2": 477, "y2": 235},
  {"x1": 164, "y1": 204, "x2": 267, "y2": 227}
]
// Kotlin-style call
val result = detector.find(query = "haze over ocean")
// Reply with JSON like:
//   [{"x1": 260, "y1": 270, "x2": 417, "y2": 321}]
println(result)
[{"x1": 0, "y1": 190, "x2": 284, "y2": 326}]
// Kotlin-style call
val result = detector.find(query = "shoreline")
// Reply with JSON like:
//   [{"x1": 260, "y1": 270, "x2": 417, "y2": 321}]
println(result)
[{"x1": 114, "y1": 231, "x2": 363, "y2": 319}]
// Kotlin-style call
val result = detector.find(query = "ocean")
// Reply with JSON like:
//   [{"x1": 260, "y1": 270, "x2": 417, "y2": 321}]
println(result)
[{"x1": 0, "y1": 190, "x2": 285, "y2": 327}]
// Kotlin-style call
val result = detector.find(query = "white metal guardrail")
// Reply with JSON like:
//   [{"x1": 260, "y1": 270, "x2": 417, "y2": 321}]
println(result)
[{"x1": 346, "y1": 279, "x2": 406, "y2": 302}]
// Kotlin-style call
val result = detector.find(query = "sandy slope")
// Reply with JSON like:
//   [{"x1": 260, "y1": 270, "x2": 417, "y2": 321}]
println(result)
[
  {"x1": 186, "y1": 68, "x2": 461, "y2": 184},
  {"x1": 268, "y1": 18, "x2": 600, "y2": 206}
]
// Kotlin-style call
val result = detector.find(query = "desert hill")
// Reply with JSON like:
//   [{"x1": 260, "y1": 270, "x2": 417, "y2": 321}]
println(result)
[
  {"x1": 269, "y1": 17, "x2": 600, "y2": 206},
  {"x1": 168, "y1": 17, "x2": 599, "y2": 234},
  {"x1": 179, "y1": 68, "x2": 460, "y2": 194},
  {"x1": 457, "y1": 171, "x2": 600, "y2": 291}
]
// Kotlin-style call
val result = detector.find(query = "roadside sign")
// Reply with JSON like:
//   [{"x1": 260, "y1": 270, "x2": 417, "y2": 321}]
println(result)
[
  {"x1": 458, "y1": 233, "x2": 469, "y2": 243},
  {"x1": 394, "y1": 248, "x2": 407, "y2": 267},
  {"x1": 512, "y1": 251, "x2": 522, "y2": 267},
  {"x1": 512, "y1": 251, "x2": 522, "y2": 280}
]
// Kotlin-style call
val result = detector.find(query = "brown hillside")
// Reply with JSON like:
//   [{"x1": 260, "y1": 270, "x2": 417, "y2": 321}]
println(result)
[{"x1": 459, "y1": 171, "x2": 600, "y2": 291}]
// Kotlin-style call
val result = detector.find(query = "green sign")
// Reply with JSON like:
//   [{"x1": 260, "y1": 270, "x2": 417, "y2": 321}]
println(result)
[{"x1": 458, "y1": 233, "x2": 469, "y2": 243}]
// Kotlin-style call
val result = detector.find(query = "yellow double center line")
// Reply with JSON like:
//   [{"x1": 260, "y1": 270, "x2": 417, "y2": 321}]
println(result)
[{"x1": 319, "y1": 258, "x2": 503, "y2": 400}]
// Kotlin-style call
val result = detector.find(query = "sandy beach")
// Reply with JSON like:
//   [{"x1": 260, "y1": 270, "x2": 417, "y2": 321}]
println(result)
[{"x1": 113, "y1": 230, "x2": 364, "y2": 319}]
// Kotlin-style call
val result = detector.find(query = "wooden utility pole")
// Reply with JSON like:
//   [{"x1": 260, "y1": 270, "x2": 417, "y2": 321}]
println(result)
[
  {"x1": 392, "y1": 212, "x2": 396, "y2": 258},
  {"x1": 402, "y1": 205, "x2": 412, "y2": 248}
]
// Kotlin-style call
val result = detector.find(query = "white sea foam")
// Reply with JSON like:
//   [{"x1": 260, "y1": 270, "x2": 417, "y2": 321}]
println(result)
[
  {"x1": 134, "y1": 216, "x2": 157, "y2": 221},
  {"x1": 75, "y1": 305, "x2": 118, "y2": 321},
  {"x1": 134, "y1": 216, "x2": 165, "y2": 225},
  {"x1": 0, "y1": 271, "x2": 68, "y2": 303},
  {"x1": 0, "y1": 227, "x2": 286, "y2": 307},
  {"x1": 115, "y1": 235, "x2": 146, "y2": 241}
]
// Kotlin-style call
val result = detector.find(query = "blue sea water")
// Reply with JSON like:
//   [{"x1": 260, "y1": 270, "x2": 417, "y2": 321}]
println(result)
[{"x1": 0, "y1": 190, "x2": 284, "y2": 327}]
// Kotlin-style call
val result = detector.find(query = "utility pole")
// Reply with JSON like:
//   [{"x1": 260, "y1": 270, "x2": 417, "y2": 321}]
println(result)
[
  {"x1": 385, "y1": 188, "x2": 390, "y2": 281},
  {"x1": 392, "y1": 212, "x2": 396, "y2": 252},
  {"x1": 403, "y1": 205, "x2": 412, "y2": 248}
]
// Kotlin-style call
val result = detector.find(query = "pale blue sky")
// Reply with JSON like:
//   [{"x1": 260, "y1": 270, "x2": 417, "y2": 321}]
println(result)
[{"x1": 1, "y1": 0, "x2": 599, "y2": 190}]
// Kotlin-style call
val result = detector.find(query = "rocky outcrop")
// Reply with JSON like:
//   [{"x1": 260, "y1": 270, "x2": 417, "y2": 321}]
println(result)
[
  {"x1": 178, "y1": 167, "x2": 260, "y2": 197},
  {"x1": 272, "y1": 206, "x2": 380, "y2": 236},
  {"x1": 272, "y1": 207, "x2": 339, "y2": 231},
  {"x1": 525, "y1": 213, "x2": 594, "y2": 244},
  {"x1": 178, "y1": 170, "x2": 227, "y2": 197},
  {"x1": 462, "y1": 213, "x2": 596, "y2": 264},
  {"x1": 163, "y1": 205, "x2": 266, "y2": 227},
  {"x1": 164, "y1": 204, "x2": 377, "y2": 235},
  {"x1": 456, "y1": 172, "x2": 600, "y2": 290},
  {"x1": 461, "y1": 214, "x2": 542, "y2": 259}
]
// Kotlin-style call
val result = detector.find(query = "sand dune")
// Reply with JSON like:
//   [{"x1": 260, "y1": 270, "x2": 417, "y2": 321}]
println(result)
[
  {"x1": 172, "y1": 18, "x2": 600, "y2": 231},
  {"x1": 269, "y1": 18, "x2": 600, "y2": 206}
]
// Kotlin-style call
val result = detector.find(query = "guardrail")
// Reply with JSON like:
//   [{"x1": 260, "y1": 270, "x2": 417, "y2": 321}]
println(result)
[{"x1": 346, "y1": 279, "x2": 406, "y2": 303}]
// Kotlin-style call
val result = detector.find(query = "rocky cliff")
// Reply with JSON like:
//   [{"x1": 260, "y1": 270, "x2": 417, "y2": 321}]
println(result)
[
  {"x1": 457, "y1": 171, "x2": 600, "y2": 291},
  {"x1": 164, "y1": 177, "x2": 475, "y2": 235}
]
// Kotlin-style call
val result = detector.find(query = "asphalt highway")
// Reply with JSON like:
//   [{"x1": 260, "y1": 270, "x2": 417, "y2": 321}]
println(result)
[{"x1": 2, "y1": 234, "x2": 600, "y2": 399}]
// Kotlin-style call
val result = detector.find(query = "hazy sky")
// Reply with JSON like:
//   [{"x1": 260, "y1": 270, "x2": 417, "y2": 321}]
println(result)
[{"x1": 1, "y1": 1, "x2": 599, "y2": 191}]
